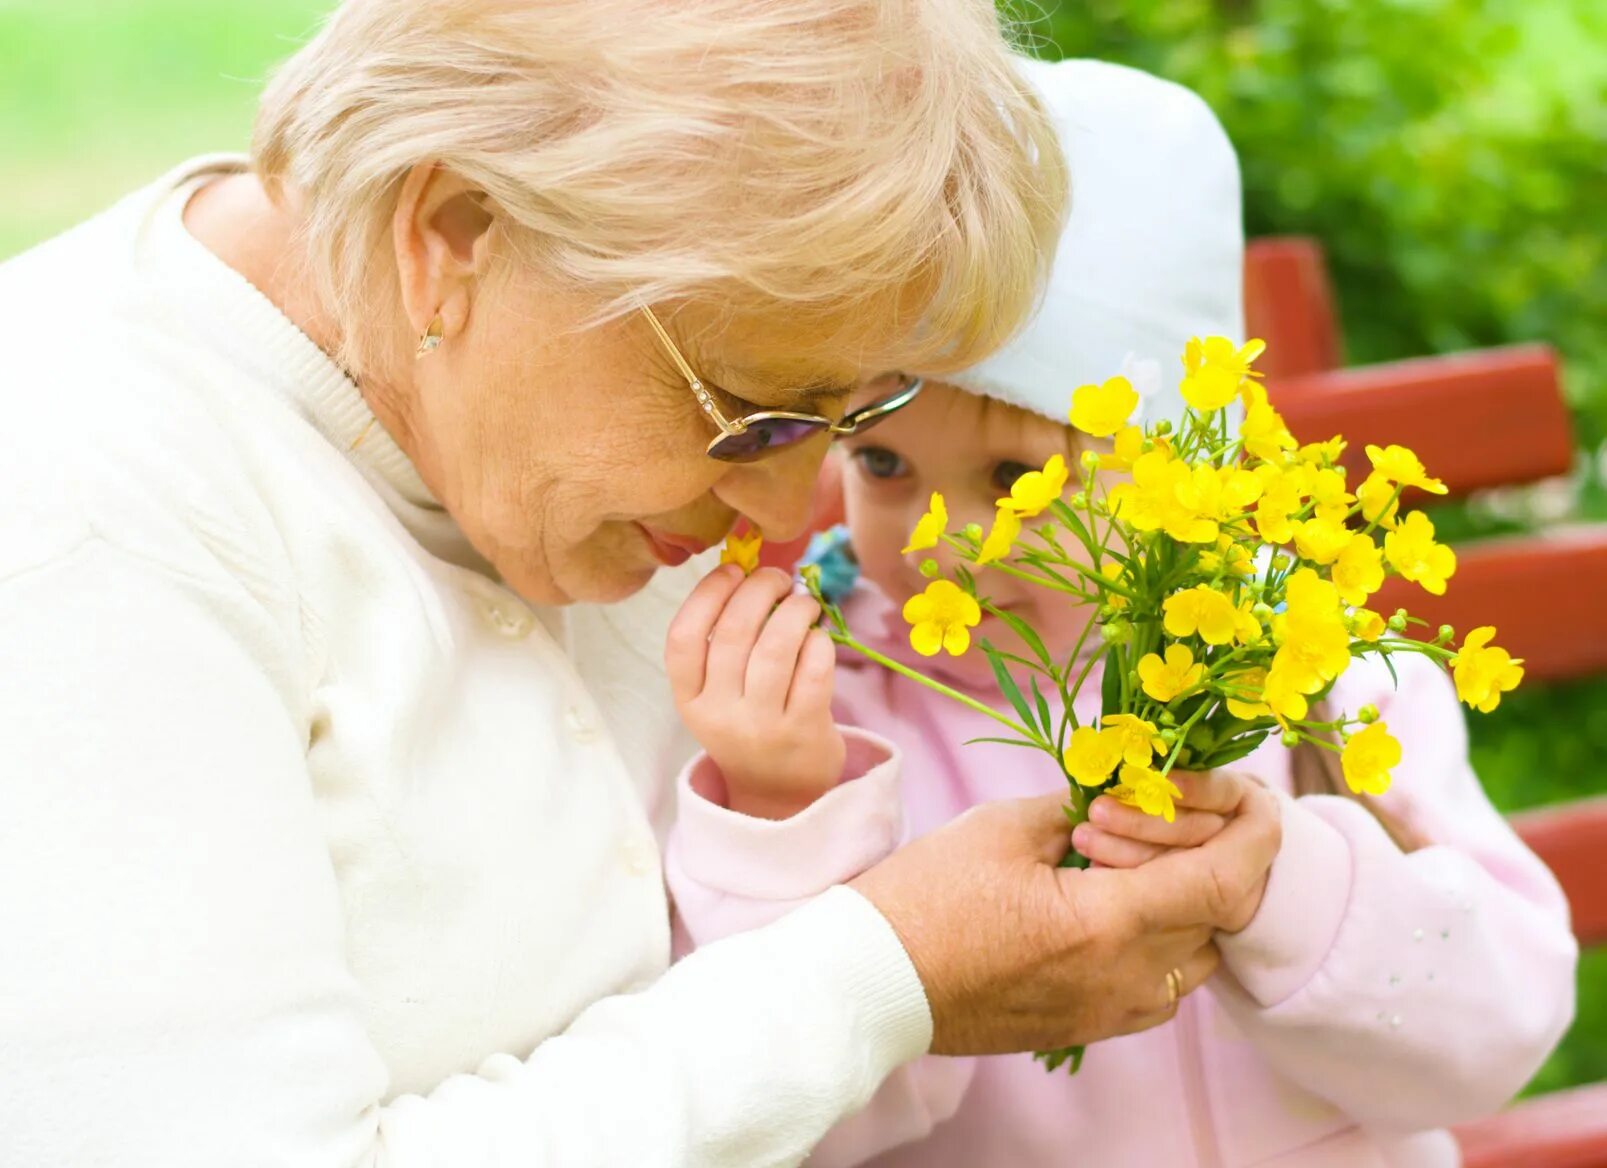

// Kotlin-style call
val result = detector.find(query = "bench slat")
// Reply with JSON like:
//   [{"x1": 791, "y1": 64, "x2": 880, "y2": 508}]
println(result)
[
  {"x1": 1244, "y1": 238, "x2": 1343, "y2": 380},
  {"x1": 1455, "y1": 1082, "x2": 1607, "y2": 1168},
  {"x1": 1370, "y1": 527, "x2": 1607, "y2": 684},
  {"x1": 1511, "y1": 797, "x2": 1607, "y2": 949},
  {"x1": 1269, "y1": 344, "x2": 1573, "y2": 497}
]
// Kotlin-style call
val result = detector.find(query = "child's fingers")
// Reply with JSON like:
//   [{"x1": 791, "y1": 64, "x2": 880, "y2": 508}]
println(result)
[
  {"x1": 786, "y1": 627, "x2": 837, "y2": 716},
  {"x1": 745, "y1": 592, "x2": 824, "y2": 707},
  {"x1": 1071, "y1": 823, "x2": 1168, "y2": 868},
  {"x1": 1170, "y1": 770, "x2": 1255, "y2": 815},
  {"x1": 664, "y1": 565, "x2": 746, "y2": 703},
  {"x1": 1088, "y1": 795, "x2": 1228, "y2": 848},
  {"x1": 702, "y1": 569, "x2": 796, "y2": 700}
]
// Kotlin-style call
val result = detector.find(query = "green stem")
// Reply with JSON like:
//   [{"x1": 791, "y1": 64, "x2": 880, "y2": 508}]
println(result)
[{"x1": 826, "y1": 630, "x2": 1037, "y2": 740}]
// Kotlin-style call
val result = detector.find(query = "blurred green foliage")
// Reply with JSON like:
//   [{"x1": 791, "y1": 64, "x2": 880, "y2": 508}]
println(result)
[{"x1": 2, "y1": 0, "x2": 1603, "y2": 1098}]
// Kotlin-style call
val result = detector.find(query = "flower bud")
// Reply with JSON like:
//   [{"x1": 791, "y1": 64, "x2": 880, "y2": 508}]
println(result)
[
  {"x1": 1080, "y1": 450, "x2": 1101, "y2": 472},
  {"x1": 1357, "y1": 704, "x2": 1379, "y2": 724},
  {"x1": 1281, "y1": 729, "x2": 1302, "y2": 748},
  {"x1": 1252, "y1": 602, "x2": 1274, "y2": 622},
  {"x1": 1069, "y1": 492, "x2": 1088, "y2": 510},
  {"x1": 1271, "y1": 553, "x2": 1292, "y2": 571},
  {"x1": 1437, "y1": 624, "x2": 1456, "y2": 645},
  {"x1": 1153, "y1": 419, "x2": 1173, "y2": 436},
  {"x1": 962, "y1": 522, "x2": 984, "y2": 542},
  {"x1": 1099, "y1": 620, "x2": 1132, "y2": 646},
  {"x1": 918, "y1": 558, "x2": 940, "y2": 579},
  {"x1": 1387, "y1": 612, "x2": 1408, "y2": 632},
  {"x1": 1158, "y1": 710, "x2": 1178, "y2": 727},
  {"x1": 1158, "y1": 729, "x2": 1179, "y2": 746}
]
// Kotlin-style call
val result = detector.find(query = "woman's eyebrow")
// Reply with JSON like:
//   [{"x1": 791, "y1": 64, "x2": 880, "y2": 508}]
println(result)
[{"x1": 713, "y1": 365, "x2": 853, "y2": 410}]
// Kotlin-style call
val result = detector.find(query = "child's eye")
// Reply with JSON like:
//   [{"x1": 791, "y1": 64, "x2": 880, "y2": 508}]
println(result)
[
  {"x1": 853, "y1": 447, "x2": 907, "y2": 479},
  {"x1": 852, "y1": 446, "x2": 908, "y2": 480},
  {"x1": 992, "y1": 461, "x2": 1036, "y2": 492}
]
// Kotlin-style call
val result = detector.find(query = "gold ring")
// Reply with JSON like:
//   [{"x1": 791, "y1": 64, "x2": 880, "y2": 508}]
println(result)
[{"x1": 1165, "y1": 967, "x2": 1184, "y2": 1014}]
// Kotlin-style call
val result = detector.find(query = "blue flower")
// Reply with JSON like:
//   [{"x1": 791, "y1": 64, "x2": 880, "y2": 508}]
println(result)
[{"x1": 798, "y1": 525, "x2": 859, "y2": 604}]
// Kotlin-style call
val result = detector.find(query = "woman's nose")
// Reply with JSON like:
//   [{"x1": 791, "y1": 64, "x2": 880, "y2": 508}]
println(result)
[{"x1": 715, "y1": 439, "x2": 832, "y2": 542}]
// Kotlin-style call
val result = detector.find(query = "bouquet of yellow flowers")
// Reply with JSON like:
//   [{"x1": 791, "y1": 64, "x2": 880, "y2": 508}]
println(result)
[{"x1": 803, "y1": 337, "x2": 1524, "y2": 1067}]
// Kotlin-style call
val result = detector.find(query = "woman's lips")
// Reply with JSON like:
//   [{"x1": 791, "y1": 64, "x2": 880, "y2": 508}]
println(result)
[{"x1": 637, "y1": 524, "x2": 717, "y2": 567}]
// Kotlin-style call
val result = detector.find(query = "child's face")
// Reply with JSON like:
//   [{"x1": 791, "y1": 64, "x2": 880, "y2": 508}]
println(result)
[{"x1": 840, "y1": 381, "x2": 1097, "y2": 677}]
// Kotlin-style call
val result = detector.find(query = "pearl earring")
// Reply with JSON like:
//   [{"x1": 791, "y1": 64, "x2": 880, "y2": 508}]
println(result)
[{"x1": 415, "y1": 314, "x2": 444, "y2": 359}]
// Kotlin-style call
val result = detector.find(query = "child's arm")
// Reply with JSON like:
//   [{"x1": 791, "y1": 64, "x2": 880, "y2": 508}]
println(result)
[
  {"x1": 1080, "y1": 653, "x2": 1578, "y2": 1133},
  {"x1": 663, "y1": 565, "x2": 975, "y2": 1166}
]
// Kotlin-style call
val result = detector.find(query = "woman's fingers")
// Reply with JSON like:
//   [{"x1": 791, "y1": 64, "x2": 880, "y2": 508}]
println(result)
[
  {"x1": 1070, "y1": 823, "x2": 1169, "y2": 868},
  {"x1": 664, "y1": 564, "x2": 746, "y2": 704},
  {"x1": 1169, "y1": 769, "x2": 1254, "y2": 815},
  {"x1": 701, "y1": 568, "x2": 795, "y2": 701},
  {"x1": 744, "y1": 591, "x2": 823, "y2": 707},
  {"x1": 1117, "y1": 942, "x2": 1221, "y2": 1036},
  {"x1": 1087, "y1": 795, "x2": 1228, "y2": 848}
]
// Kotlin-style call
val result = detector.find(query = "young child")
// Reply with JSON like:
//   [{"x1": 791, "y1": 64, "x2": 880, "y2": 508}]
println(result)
[{"x1": 663, "y1": 58, "x2": 1576, "y2": 1168}]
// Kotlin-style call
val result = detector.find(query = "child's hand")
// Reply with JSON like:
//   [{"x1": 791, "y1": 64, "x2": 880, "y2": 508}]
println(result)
[
  {"x1": 666, "y1": 565, "x2": 846, "y2": 820},
  {"x1": 1072, "y1": 770, "x2": 1272, "y2": 932}
]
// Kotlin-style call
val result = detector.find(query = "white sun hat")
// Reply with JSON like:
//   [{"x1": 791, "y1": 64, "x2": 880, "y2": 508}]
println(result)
[{"x1": 948, "y1": 56, "x2": 1246, "y2": 430}]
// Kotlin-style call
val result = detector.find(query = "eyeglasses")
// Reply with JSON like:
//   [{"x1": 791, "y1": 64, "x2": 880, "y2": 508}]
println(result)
[{"x1": 639, "y1": 304, "x2": 923, "y2": 463}]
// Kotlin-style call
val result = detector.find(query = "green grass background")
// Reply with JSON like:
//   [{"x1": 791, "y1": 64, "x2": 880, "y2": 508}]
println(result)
[{"x1": 2, "y1": 0, "x2": 1602, "y2": 1096}]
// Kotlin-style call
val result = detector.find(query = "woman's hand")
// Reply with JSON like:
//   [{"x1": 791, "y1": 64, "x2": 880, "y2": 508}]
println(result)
[
  {"x1": 1071, "y1": 771, "x2": 1273, "y2": 932},
  {"x1": 666, "y1": 564, "x2": 846, "y2": 819},
  {"x1": 850, "y1": 781, "x2": 1282, "y2": 1055}
]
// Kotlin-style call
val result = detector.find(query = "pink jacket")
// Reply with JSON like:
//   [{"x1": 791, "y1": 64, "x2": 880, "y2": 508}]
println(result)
[{"x1": 666, "y1": 584, "x2": 1577, "y2": 1168}]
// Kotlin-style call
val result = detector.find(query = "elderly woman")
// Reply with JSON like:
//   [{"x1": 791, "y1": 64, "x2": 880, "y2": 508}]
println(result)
[{"x1": 0, "y1": 1, "x2": 1280, "y2": 1165}]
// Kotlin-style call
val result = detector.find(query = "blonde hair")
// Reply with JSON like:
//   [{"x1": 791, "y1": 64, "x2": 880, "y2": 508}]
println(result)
[{"x1": 253, "y1": 0, "x2": 1068, "y2": 376}]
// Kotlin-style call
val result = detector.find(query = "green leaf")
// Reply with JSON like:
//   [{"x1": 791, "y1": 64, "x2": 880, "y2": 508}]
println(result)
[
  {"x1": 1101, "y1": 646, "x2": 1123, "y2": 715},
  {"x1": 982, "y1": 640, "x2": 1039, "y2": 737},
  {"x1": 992, "y1": 606, "x2": 1055, "y2": 672},
  {"x1": 1031, "y1": 675, "x2": 1055, "y2": 742},
  {"x1": 1195, "y1": 732, "x2": 1275, "y2": 769},
  {"x1": 963, "y1": 735, "x2": 1049, "y2": 751}
]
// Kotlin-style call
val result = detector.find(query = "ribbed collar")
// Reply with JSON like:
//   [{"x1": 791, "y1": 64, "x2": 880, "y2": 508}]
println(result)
[{"x1": 137, "y1": 155, "x2": 440, "y2": 513}]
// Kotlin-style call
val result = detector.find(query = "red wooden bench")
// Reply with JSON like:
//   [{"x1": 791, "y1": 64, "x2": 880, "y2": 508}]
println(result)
[{"x1": 1251, "y1": 237, "x2": 1607, "y2": 1167}]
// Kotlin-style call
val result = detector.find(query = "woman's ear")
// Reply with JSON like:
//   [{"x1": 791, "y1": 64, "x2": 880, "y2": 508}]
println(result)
[{"x1": 392, "y1": 163, "x2": 497, "y2": 344}]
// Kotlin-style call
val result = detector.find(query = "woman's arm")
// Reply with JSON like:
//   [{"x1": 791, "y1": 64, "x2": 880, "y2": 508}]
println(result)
[
  {"x1": 0, "y1": 542, "x2": 931, "y2": 1168},
  {"x1": 1210, "y1": 655, "x2": 1577, "y2": 1131}
]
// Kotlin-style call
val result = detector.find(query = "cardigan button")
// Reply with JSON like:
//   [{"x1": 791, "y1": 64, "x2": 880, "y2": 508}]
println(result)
[
  {"x1": 564, "y1": 704, "x2": 600, "y2": 742},
  {"x1": 480, "y1": 599, "x2": 533, "y2": 638},
  {"x1": 623, "y1": 835, "x2": 657, "y2": 876}
]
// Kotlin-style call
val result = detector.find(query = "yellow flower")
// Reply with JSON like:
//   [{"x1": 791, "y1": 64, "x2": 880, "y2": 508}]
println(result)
[
  {"x1": 1307, "y1": 466, "x2": 1355, "y2": 521},
  {"x1": 720, "y1": 530, "x2": 763, "y2": 575},
  {"x1": 1199, "y1": 534, "x2": 1255, "y2": 578},
  {"x1": 1108, "y1": 449, "x2": 1190, "y2": 535},
  {"x1": 1100, "y1": 425, "x2": 1148, "y2": 472},
  {"x1": 1263, "y1": 569, "x2": 1353, "y2": 719},
  {"x1": 1222, "y1": 667, "x2": 1271, "y2": 719},
  {"x1": 1138, "y1": 644, "x2": 1205, "y2": 702},
  {"x1": 1252, "y1": 464, "x2": 1305, "y2": 545},
  {"x1": 1240, "y1": 382, "x2": 1298, "y2": 464},
  {"x1": 902, "y1": 579, "x2": 981, "y2": 658},
  {"x1": 1100, "y1": 561, "x2": 1130, "y2": 610},
  {"x1": 901, "y1": 492, "x2": 947, "y2": 555},
  {"x1": 1384, "y1": 511, "x2": 1457, "y2": 596},
  {"x1": 1356, "y1": 472, "x2": 1402, "y2": 530},
  {"x1": 1102, "y1": 714, "x2": 1166, "y2": 767},
  {"x1": 1112, "y1": 763, "x2": 1184, "y2": 823},
  {"x1": 1341, "y1": 721, "x2": 1401, "y2": 796},
  {"x1": 1292, "y1": 515, "x2": 1353, "y2": 566},
  {"x1": 1452, "y1": 626, "x2": 1525, "y2": 713},
  {"x1": 1299, "y1": 436, "x2": 1347, "y2": 466},
  {"x1": 1332, "y1": 532, "x2": 1385, "y2": 606},
  {"x1": 1163, "y1": 585, "x2": 1243, "y2": 646},
  {"x1": 1172, "y1": 464, "x2": 1263, "y2": 544},
  {"x1": 1351, "y1": 608, "x2": 1387, "y2": 642},
  {"x1": 1063, "y1": 726, "x2": 1125, "y2": 788},
  {"x1": 975, "y1": 506, "x2": 1023, "y2": 566},
  {"x1": 1366, "y1": 444, "x2": 1448, "y2": 496},
  {"x1": 998, "y1": 454, "x2": 1070, "y2": 519},
  {"x1": 1070, "y1": 377, "x2": 1140, "y2": 438},
  {"x1": 1181, "y1": 336, "x2": 1266, "y2": 412}
]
